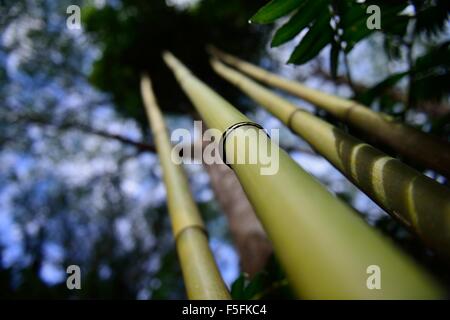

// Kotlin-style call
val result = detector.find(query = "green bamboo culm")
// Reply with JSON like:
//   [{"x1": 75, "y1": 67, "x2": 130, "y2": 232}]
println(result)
[
  {"x1": 209, "y1": 47, "x2": 450, "y2": 180},
  {"x1": 210, "y1": 58, "x2": 450, "y2": 261},
  {"x1": 163, "y1": 51, "x2": 444, "y2": 299},
  {"x1": 140, "y1": 74, "x2": 230, "y2": 300}
]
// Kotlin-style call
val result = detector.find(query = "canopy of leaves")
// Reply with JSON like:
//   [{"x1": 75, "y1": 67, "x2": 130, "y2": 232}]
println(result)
[
  {"x1": 251, "y1": 0, "x2": 448, "y2": 64},
  {"x1": 84, "y1": 0, "x2": 269, "y2": 129}
]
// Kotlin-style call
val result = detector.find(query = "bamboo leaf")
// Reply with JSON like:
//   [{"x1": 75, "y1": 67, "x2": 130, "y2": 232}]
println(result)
[
  {"x1": 410, "y1": 42, "x2": 450, "y2": 102},
  {"x1": 288, "y1": 12, "x2": 333, "y2": 64},
  {"x1": 271, "y1": 0, "x2": 327, "y2": 47},
  {"x1": 250, "y1": 0, "x2": 305, "y2": 24},
  {"x1": 382, "y1": 14, "x2": 409, "y2": 37},
  {"x1": 230, "y1": 274, "x2": 247, "y2": 299},
  {"x1": 342, "y1": 18, "x2": 376, "y2": 52},
  {"x1": 230, "y1": 267, "x2": 291, "y2": 300},
  {"x1": 415, "y1": 0, "x2": 450, "y2": 37},
  {"x1": 356, "y1": 71, "x2": 408, "y2": 105},
  {"x1": 339, "y1": 2, "x2": 368, "y2": 51},
  {"x1": 341, "y1": 6, "x2": 409, "y2": 53},
  {"x1": 340, "y1": 2, "x2": 366, "y2": 27}
]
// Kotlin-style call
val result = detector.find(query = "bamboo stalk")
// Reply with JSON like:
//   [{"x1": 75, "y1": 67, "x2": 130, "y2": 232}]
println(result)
[
  {"x1": 163, "y1": 52, "x2": 444, "y2": 299},
  {"x1": 210, "y1": 58, "x2": 450, "y2": 261},
  {"x1": 209, "y1": 47, "x2": 450, "y2": 179},
  {"x1": 140, "y1": 74, "x2": 230, "y2": 300}
]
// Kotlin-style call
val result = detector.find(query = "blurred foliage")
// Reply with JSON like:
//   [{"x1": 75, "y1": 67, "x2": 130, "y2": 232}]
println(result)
[
  {"x1": 231, "y1": 255, "x2": 293, "y2": 300},
  {"x1": 83, "y1": 0, "x2": 269, "y2": 129},
  {"x1": 251, "y1": 0, "x2": 411, "y2": 63}
]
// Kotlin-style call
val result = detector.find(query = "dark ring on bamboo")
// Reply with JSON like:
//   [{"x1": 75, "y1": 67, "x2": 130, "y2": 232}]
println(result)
[
  {"x1": 175, "y1": 225, "x2": 209, "y2": 243},
  {"x1": 287, "y1": 109, "x2": 304, "y2": 132},
  {"x1": 343, "y1": 102, "x2": 359, "y2": 123},
  {"x1": 219, "y1": 121, "x2": 270, "y2": 168}
]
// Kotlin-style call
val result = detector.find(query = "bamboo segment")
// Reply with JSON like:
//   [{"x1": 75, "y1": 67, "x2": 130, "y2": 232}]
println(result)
[
  {"x1": 140, "y1": 74, "x2": 230, "y2": 300},
  {"x1": 210, "y1": 58, "x2": 450, "y2": 261},
  {"x1": 209, "y1": 47, "x2": 450, "y2": 179},
  {"x1": 163, "y1": 52, "x2": 444, "y2": 299}
]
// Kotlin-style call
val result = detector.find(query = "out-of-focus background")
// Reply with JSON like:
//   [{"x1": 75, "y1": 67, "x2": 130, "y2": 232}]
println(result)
[{"x1": 0, "y1": 0, "x2": 449, "y2": 299}]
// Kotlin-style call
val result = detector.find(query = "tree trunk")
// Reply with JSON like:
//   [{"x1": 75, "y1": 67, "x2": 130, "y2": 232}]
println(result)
[{"x1": 202, "y1": 152, "x2": 273, "y2": 277}]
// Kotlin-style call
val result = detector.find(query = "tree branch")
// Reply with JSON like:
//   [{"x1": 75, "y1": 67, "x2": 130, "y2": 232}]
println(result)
[{"x1": 3, "y1": 113, "x2": 156, "y2": 153}]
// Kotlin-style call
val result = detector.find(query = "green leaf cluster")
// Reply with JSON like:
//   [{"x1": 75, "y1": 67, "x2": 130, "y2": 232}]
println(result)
[{"x1": 251, "y1": 0, "x2": 411, "y2": 66}]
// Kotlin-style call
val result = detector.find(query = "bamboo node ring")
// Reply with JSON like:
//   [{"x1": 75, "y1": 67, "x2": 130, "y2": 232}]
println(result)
[
  {"x1": 219, "y1": 121, "x2": 270, "y2": 168},
  {"x1": 286, "y1": 109, "x2": 305, "y2": 132}
]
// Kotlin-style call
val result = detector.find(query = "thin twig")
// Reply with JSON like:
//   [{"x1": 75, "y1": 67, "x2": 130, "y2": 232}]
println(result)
[{"x1": 2, "y1": 113, "x2": 156, "y2": 153}]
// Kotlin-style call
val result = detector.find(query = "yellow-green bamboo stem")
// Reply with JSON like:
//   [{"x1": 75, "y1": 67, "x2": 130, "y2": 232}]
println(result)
[
  {"x1": 163, "y1": 52, "x2": 444, "y2": 299},
  {"x1": 210, "y1": 58, "x2": 450, "y2": 261},
  {"x1": 140, "y1": 74, "x2": 230, "y2": 300},
  {"x1": 209, "y1": 47, "x2": 450, "y2": 179}
]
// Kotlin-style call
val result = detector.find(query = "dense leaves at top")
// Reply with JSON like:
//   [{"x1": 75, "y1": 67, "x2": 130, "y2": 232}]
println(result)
[
  {"x1": 84, "y1": 0, "x2": 269, "y2": 128},
  {"x1": 251, "y1": 0, "x2": 448, "y2": 63}
]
